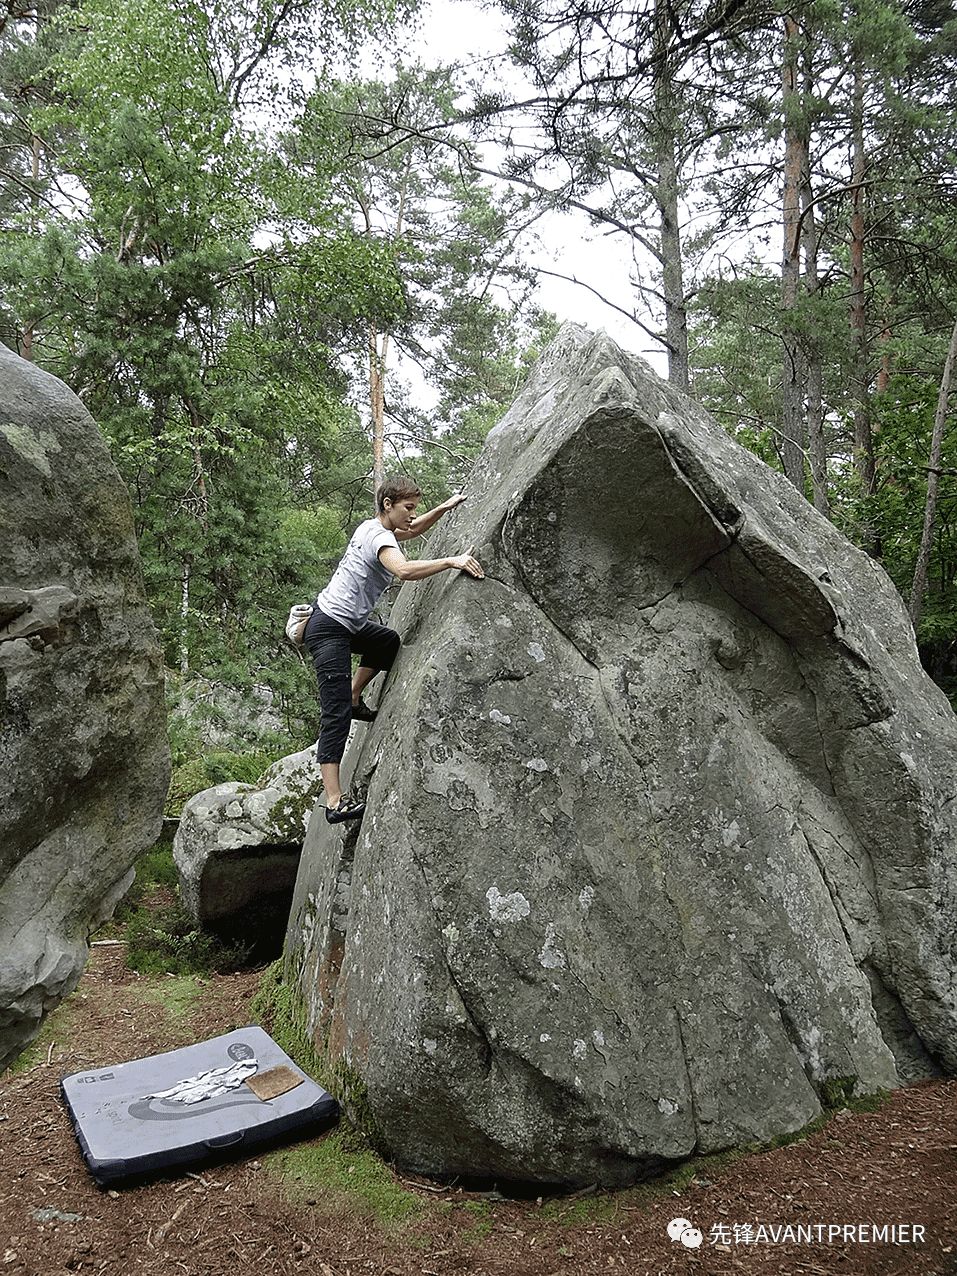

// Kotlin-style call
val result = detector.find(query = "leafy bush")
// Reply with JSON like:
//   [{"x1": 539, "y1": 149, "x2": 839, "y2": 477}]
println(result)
[
  {"x1": 106, "y1": 842, "x2": 255, "y2": 974},
  {"x1": 165, "y1": 703, "x2": 206, "y2": 769},
  {"x1": 112, "y1": 841, "x2": 179, "y2": 924},
  {"x1": 125, "y1": 902, "x2": 251, "y2": 976},
  {"x1": 165, "y1": 747, "x2": 282, "y2": 816}
]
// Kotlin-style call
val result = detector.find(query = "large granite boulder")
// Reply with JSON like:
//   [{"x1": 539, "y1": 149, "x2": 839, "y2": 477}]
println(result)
[
  {"x1": 174, "y1": 746, "x2": 322, "y2": 954},
  {"x1": 0, "y1": 347, "x2": 169, "y2": 1072},
  {"x1": 283, "y1": 324, "x2": 957, "y2": 1186}
]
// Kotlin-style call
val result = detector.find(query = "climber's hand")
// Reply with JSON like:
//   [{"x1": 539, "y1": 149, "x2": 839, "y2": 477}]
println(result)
[{"x1": 450, "y1": 551, "x2": 484, "y2": 579}]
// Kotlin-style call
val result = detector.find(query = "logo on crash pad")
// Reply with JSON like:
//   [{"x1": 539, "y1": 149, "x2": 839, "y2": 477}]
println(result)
[{"x1": 128, "y1": 1048, "x2": 259, "y2": 1121}]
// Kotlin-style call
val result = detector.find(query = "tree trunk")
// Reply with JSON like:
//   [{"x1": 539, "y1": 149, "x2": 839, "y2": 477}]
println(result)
[
  {"x1": 909, "y1": 318, "x2": 957, "y2": 629},
  {"x1": 369, "y1": 323, "x2": 385, "y2": 494},
  {"x1": 654, "y1": 0, "x2": 689, "y2": 390},
  {"x1": 849, "y1": 57, "x2": 874, "y2": 493},
  {"x1": 780, "y1": 13, "x2": 806, "y2": 491},
  {"x1": 21, "y1": 133, "x2": 41, "y2": 362},
  {"x1": 805, "y1": 316, "x2": 829, "y2": 516},
  {"x1": 180, "y1": 558, "x2": 191, "y2": 677},
  {"x1": 359, "y1": 165, "x2": 410, "y2": 498},
  {"x1": 800, "y1": 45, "x2": 829, "y2": 517}
]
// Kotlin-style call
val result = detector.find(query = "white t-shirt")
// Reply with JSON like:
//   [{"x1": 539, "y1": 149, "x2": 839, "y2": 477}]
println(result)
[{"x1": 315, "y1": 519, "x2": 400, "y2": 633}]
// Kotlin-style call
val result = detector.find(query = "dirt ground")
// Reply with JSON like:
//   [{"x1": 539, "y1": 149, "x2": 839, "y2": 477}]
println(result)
[{"x1": 1, "y1": 942, "x2": 955, "y2": 1276}]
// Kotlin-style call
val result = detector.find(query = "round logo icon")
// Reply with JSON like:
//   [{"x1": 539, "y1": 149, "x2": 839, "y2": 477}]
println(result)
[
  {"x1": 227, "y1": 1042, "x2": 255, "y2": 1061},
  {"x1": 667, "y1": 1217, "x2": 703, "y2": 1249},
  {"x1": 667, "y1": 1217, "x2": 693, "y2": 1241}
]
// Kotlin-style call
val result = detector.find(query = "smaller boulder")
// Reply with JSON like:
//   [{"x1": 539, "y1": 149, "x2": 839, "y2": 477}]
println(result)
[{"x1": 173, "y1": 746, "x2": 322, "y2": 956}]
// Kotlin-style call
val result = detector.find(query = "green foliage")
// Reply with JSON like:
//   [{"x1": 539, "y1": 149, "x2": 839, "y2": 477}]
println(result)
[
  {"x1": 131, "y1": 975, "x2": 207, "y2": 1023},
  {"x1": 104, "y1": 840, "x2": 254, "y2": 975},
  {"x1": 165, "y1": 703, "x2": 206, "y2": 770},
  {"x1": 286, "y1": 65, "x2": 552, "y2": 491},
  {"x1": 539, "y1": 1192, "x2": 620, "y2": 1226},
  {"x1": 4, "y1": 992, "x2": 77, "y2": 1077},
  {"x1": 691, "y1": 270, "x2": 786, "y2": 469},
  {"x1": 250, "y1": 959, "x2": 327, "y2": 1081},
  {"x1": 166, "y1": 671, "x2": 307, "y2": 759},
  {"x1": 818, "y1": 1074, "x2": 889, "y2": 1114},
  {"x1": 125, "y1": 902, "x2": 251, "y2": 975},
  {"x1": 166, "y1": 747, "x2": 282, "y2": 816},
  {"x1": 0, "y1": 0, "x2": 412, "y2": 724},
  {"x1": 459, "y1": 1199, "x2": 494, "y2": 1240},
  {"x1": 112, "y1": 840, "x2": 181, "y2": 924},
  {"x1": 102, "y1": 840, "x2": 179, "y2": 936},
  {"x1": 761, "y1": 1112, "x2": 830, "y2": 1150},
  {"x1": 136, "y1": 845, "x2": 181, "y2": 890},
  {"x1": 692, "y1": 199, "x2": 957, "y2": 693},
  {"x1": 267, "y1": 1127, "x2": 425, "y2": 1228},
  {"x1": 2, "y1": 0, "x2": 552, "y2": 725},
  {"x1": 843, "y1": 1088, "x2": 890, "y2": 1115},
  {"x1": 251, "y1": 962, "x2": 383, "y2": 1144}
]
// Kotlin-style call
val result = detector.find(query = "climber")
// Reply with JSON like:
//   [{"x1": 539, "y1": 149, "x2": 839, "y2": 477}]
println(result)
[{"x1": 304, "y1": 474, "x2": 484, "y2": 824}]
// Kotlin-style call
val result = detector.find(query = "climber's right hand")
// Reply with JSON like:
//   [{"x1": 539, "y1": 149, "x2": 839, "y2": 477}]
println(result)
[{"x1": 450, "y1": 552, "x2": 485, "y2": 579}]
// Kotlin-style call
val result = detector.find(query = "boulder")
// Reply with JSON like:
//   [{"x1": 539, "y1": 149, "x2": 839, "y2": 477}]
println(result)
[
  {"x1": 0, "y1": 347, "x2": 169, "y2": 1072},
  {"x1": 283, "y1": 324, "x2": 957, "y2": 1186},
  {"x1": 174, "y1": 746, "x2": 323, "y2": 954}
]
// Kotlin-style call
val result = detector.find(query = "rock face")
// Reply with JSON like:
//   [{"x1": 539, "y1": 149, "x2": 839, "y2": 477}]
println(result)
[
  {"x1": 284, "y1": 325, "x2": 957, "y2": 1186},
  {"x1": 175, "y1": 746, "x2": 322, "y2": 953},
  {"x1": 0, "y1": 347, "x2": 169, "y2": 1072}
]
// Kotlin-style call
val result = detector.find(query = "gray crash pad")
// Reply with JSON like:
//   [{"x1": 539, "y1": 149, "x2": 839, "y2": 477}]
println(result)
[{"x1": 61, "y1": 1025, "x2": 337, "y2": 1184}]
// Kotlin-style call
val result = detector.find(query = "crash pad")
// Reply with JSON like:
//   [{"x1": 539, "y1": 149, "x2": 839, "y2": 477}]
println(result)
[{"x1": 61, "y1": 1025, "x2": 338, "y2": 1184}]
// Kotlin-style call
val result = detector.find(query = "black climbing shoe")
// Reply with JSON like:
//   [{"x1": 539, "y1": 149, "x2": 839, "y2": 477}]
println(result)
[
  {"x1": 325, "y1": 793, "x2": 366, "y2": 824},
  {"x1": 351, "y1": 699, "x2": 377, "y2": 722}
]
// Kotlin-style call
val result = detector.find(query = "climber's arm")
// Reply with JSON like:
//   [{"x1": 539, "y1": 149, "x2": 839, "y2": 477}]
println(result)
[
  {"x1": 394, "y1": 493, "x2": 468, "y2": 542},
  {"x1": 379, "y1": 545, "x2": 484, "y2": 581}
]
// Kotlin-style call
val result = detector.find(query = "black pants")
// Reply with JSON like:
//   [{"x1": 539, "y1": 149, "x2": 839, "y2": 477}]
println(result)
[{"x1": 304, "y1": 608, "x2": 400, "y2": 764}]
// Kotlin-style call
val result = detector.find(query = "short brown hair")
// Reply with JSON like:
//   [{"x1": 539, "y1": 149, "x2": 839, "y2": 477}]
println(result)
[{"x1": 376, "y1": 474, "x2": 422, "y2": 512}]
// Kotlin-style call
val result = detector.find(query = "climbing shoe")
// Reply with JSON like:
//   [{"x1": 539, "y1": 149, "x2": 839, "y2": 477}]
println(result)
[
  {"x1": 351, "y1": 699, "x2": 377, "y2": 722},
  {"x1": 325, "y1": 793, "x2": 366, "y2": 824}
]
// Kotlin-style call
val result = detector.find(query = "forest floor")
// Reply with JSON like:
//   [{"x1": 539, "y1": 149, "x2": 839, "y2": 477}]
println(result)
[{"x1": 1, "y1": 868, "x2": 956, "y2": 1276}]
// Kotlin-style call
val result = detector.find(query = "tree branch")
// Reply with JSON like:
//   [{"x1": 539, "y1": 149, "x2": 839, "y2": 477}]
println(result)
[{"x1": 534, "y1": 266, "x2": 671, "y2": 352}]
